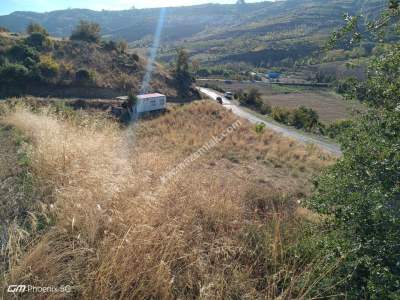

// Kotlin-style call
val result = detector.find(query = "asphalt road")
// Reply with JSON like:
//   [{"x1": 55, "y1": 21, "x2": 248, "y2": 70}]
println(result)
[{"x1": 198, "y1": 87, "x2": 342, "y2": 156}]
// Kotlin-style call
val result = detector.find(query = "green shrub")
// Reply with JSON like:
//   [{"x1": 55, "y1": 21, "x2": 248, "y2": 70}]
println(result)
[
  {"x1": 254, "y1": 123, "x2": 266, "y2": 134},
  {"x1": 7, "y1": 44, "x2": 39, "y2": 64},
  {"x1": 238, "y1": 88, "x2": 261, "y2": 106},
  {"x1": 75, "y1": 68, "x2": 95, "y2": 84},
  {"x1": 197, "y1": 68, "x2": 210, "y2": 77},
  {"x1": 0, "y1": 55, "x2": 7, "y2": 66},
  {"x1": 26, "y1": 32, "x2": 52, "y2": 51},
  {"x1": 70, "y1": 21, "x2": 101, "y2": 43},
  {"x1": 127, "y1": 90, "x2": 138, "y2": 108},
  {"x1": 26, "y1": 22, "x2": 48, "y2": 36},
  {"x1": 258, "y1": 102, "x2": 272, "y2": 115},
  {"x1": 131, "y1": 53, "x2": 139, "y2": 62},
  {"x1": 0, "y1": 63, "x2": 30, "y2": 83},
  {"x1": 307, "y1": 110, "x2": 400, "y2": 298},
  {"x1": 289, "y1": 106, "x2": 319, "y2": 131},
  {"x1": 271, "y1": 107, "x2": 291, "y2": 124},
  {"x1": 38, "y1": 55, "x2": 60, "y2": 80},
  {"x1": 102, "y1": 40, "x2": 118, "y2": 51},
  {"x1": 325, "y1": 119, "x2": 353, "y2": 139}
]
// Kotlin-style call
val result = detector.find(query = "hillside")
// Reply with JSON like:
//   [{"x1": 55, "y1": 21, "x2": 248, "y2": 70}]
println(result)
[
  {"x1": 0, "y1": 32, "x2": 175, "y2": 98},
  {"x1": 0, "y1": 0, "x2": 386, "y2": 67},
  {"x1": 0, "y1": 99, "x2": 336, "y2": 299}
]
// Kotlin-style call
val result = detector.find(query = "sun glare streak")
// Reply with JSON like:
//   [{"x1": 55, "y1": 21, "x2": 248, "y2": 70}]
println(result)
[
  {"x1": 140, "y1": 7, "x2": 167, "y2": 94},
  {"x1": 123, "y1": 7, "x2": 167, "y2": 155}
]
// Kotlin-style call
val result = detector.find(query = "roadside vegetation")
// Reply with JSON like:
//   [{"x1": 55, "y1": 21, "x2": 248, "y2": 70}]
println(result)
[{"x1": 304, "y1": 2, "x2": 400, "y2": 298}]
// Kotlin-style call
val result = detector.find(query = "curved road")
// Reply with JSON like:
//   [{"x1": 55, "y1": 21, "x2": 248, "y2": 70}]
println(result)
[{"x1": 198, "y1": 87, "x2": 342, "y2": 156}]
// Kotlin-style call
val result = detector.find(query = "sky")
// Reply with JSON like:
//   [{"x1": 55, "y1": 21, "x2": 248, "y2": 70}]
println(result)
[{"x1": 0, "y1": 0, "x2": 269, "y2": 15}]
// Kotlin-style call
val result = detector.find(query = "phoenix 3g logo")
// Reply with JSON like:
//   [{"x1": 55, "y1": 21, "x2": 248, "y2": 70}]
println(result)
[{"x1": 7, "y1": 285, "x2": 27, "y2": 293}]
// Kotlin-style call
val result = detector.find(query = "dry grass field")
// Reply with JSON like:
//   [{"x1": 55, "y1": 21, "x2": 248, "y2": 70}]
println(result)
[
  {"x1": 201, "y1": 80, "x2": 365, "y2": 124},
  {"x1": 0, "y1": 100, "x2": 336, "y2": 299}
]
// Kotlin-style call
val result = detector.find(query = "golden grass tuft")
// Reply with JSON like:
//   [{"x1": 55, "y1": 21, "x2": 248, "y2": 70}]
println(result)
[{"x1": 0, "y1": 101, "x2": 335, "y2": 299}]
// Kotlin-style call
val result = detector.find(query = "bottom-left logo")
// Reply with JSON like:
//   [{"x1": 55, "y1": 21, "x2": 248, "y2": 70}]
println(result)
[{"x1": 7, "y1": 285, "x2": 27, "y2": 293}]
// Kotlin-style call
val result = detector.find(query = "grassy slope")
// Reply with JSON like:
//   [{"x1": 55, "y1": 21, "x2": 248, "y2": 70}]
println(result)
[
  {"x1": 0, "y1": 100, "x2": 335, "y2": 298},
  {"x1": 0, "y1": 33, "x2": 175, "y2": 97}
]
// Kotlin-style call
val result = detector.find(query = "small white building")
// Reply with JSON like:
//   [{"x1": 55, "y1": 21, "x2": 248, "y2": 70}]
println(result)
[
  {"x1": 136, "y1": 93, "x2": 167, "y2": 113},
  {"x1": 117, "y1": 93, "x2": 167, "y2": 114}
]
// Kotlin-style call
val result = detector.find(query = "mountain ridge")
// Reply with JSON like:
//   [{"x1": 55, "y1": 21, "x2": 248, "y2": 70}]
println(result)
[{"x1": 0, "y1": 0, "x2": 385, "y2": 66}]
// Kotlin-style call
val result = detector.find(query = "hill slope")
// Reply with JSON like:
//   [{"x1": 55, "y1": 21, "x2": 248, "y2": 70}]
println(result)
[
  {"x1": 0, "y1": 100, "x2": 335, "y2": 299},
  {"x1": 0, "y1": 0, "x2": 386, "y2": 66},
  {"x1": 0, "y1": 33, "x2": 174, "y2": 98}
]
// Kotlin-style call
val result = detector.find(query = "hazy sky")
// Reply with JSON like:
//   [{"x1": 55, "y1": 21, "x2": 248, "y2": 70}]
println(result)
[{"x1": 1, "y1": 0, "x2": 269, "y2": 15}]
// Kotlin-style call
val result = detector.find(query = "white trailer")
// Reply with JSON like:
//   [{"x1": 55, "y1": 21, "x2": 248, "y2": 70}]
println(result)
[
  {"x1": 136, "y1": 93, "x2": 166, "y2": 113},
  {"x1": 117, "y1": 93, "x2": 167, "y2": 114}
]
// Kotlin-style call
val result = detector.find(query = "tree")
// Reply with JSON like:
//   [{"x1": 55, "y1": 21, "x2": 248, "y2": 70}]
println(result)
[
  {"x1": 0, "y1": 63, "x2": 30, "y2": 83},
  {"x1": 26, "y1": 22, "x2": 48, "y2": 36},
  {"x1": 26, "y1": 32, "x2": 52, "y2": 51},
  {"x1": 238, "y1": 88, "x2": 262, "y2": 106},
  {"x1": 173, "y1": 49, "x2": 193, "y2": 98},
  {"x1": 306, "y1": 2, "x2": 400, "y2": 298},
  {"x1": 70, "y1": 21, "x2": 101, "y2": 43},
  {"x1": 7, "y1": 44, "x2": 40, "y2": 65},
  {"x1": 289, "y1": 106, "x2": 319, "y2": 130}
]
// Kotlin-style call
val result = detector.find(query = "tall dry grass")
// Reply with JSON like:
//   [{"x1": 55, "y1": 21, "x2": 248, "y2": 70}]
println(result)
[{"x1": 1, "y1": 101, "x2": 335, "y2": 299}]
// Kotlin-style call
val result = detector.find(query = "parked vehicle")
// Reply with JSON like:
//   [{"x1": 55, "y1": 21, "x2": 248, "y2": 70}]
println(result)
[{"x1": 224, "y1": 92, "x2": 233, "y2": 100}]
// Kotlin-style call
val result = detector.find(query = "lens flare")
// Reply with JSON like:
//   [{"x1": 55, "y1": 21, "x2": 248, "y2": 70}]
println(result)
[{"x1": 140, "y1": 7, "x2": 167, "y2": 94}]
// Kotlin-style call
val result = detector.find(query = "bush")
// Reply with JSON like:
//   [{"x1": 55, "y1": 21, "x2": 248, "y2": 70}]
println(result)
[
  {"x1": 307, "y1": 110, "x2": 400, "y2": 298},
  {"x1": 254, "y1": 123, "x2": 266, "y2": 134},
  {"x1": 289, "y1": 106, "x2": 319, "y2": 131},
  {"x1": 259, "y1": 102, "x2": 272, "y2": 115},
  {"x1": 38, "y1": 55, "x2": 60, "y2": 80},
  {"x1": 26, "y1": 23, "x2": 48, "y2": 36},
  {"x1": 174, "y1": 48, "x2": 193, "y2": 98},
  {"x1": 238, "y1": 88, "x2": 261, "y2": 106},
  {"x1": 271, "y1": 107, "x2": 291, "y2": 124},
  {"x1": 75, "y1": 68, "x2": 95, "y2": 84},
  {"x1": 197, "y1": 68, "x2": 210, "y2": 77},
  {"x1": 7, "y1": 44, "x2": 40, "y2": 64},
  {"x1": 70, "y1": 21, "x2": 101, "y2": 43},
  {"x1": 102, "y1": 40, "x2": 118, "y2": 51},
  {"x1": 117, "y1": 41, "x2": 128, "y2": 53},
  {"x1": 131, "y1": 53, "x2": 139, "y2": 62},
  {"x1": 26, "y1": 32, "x2": 52, "y2": 51},
  {"x1": 127, "y1": 90, "x2": 138, "y2": 108},
  {"x1": 325, "y1": 119, "x2": 353, "y2": 139},
  {"x1": 0, "y1": 63, "x2": 30, "y2": 83},
  {"x1": 103, "y1": 40, "x2": 128, "y2": 53}
]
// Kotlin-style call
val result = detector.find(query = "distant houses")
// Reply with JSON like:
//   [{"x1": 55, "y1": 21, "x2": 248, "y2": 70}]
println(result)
[{"x1": 266, "y1": 72, "x2": 281, "y2": 81}]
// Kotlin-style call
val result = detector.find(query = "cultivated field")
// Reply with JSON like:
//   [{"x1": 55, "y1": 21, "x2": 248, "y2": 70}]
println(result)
[
  {"x1": 0, "y1": 99, "x2": 336, "y2": 299},
  {"x1": 200, "y1": 80, "x2": 365, "y2": 124}
]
